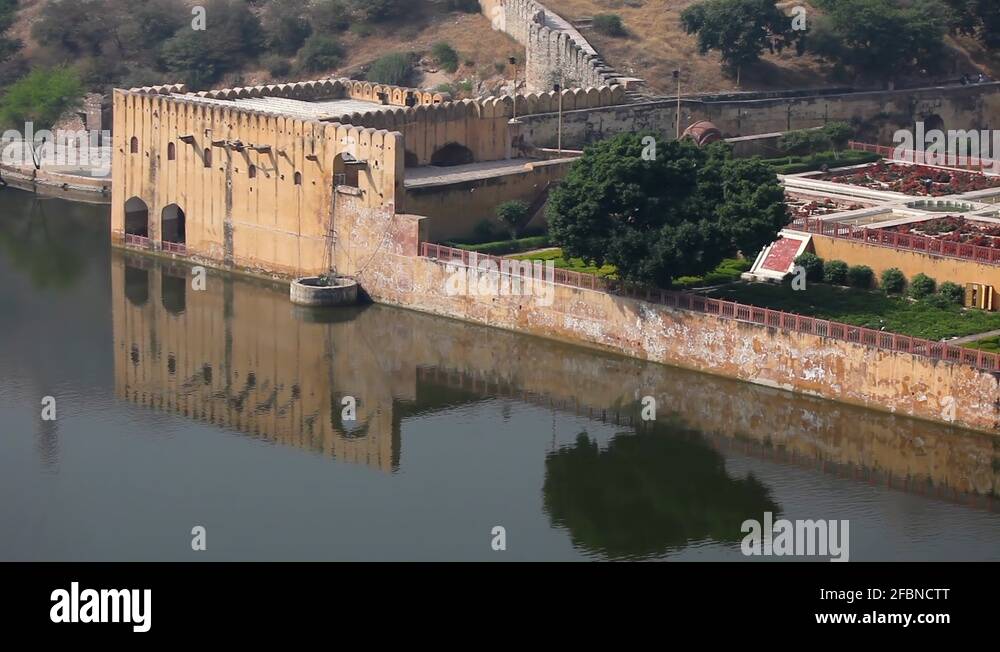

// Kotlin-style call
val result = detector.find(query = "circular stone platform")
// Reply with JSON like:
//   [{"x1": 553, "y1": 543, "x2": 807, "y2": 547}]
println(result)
[{"x1": 290, "y1": 277, "x2": 359, "y2": 307}]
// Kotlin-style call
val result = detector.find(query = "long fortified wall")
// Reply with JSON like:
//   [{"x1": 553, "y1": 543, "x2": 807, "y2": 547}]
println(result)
[
  {"x1": 480, "y1": 0, "x2": 628, "y2": 91},
  {"x1": 126, "y1": 78, "x2": 625, "y2": 166},
  {"x1": 326, "y1": 198, "x2": 1000, "y2": 436},
  {"x1": 519, "y1": 82, "x2": 1000, "y2": 147}
]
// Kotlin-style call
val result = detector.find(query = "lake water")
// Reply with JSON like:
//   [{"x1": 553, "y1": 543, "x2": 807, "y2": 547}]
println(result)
[{"x1": 1, "y1": 188, "x2": 999, "y2": 561}]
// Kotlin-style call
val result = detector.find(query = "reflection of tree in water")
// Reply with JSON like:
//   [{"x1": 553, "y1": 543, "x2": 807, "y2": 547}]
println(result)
[
  {"x1": 0, "y1": 194, "x2": 101, "y2": 290},
  {"x1": 543, "y1": 425, "x2": 780, "y2": 560}
]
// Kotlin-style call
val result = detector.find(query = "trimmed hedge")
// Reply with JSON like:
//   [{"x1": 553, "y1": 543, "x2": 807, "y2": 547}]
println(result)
[
  {"x1": 880, "y1": 268, "x2": 906, "y2": 294},
  {"x1": 847, "y1": 265, "x2": 874, "y2": 288},
  {"x1": 823, "y1": 260, "x2": 849, "y2": 285},
  {"x1": 794, "y1": 252, "x2": 824, "y2": 282},
  {"x1": 908, "y1": 273, "x2": 936, "y2": 299},
  {"x1": 452, "y1": 235, "x2": 550, "y2": 256}
]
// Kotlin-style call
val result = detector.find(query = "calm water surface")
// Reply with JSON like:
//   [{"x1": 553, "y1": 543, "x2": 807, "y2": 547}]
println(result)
[{"x1": 1, "y1": 189, "x2": 999, "y2": 561}]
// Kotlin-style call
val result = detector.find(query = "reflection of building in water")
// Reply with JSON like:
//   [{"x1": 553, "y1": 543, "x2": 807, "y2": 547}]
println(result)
[
  {"x1": 111, "y1": 254, "x2": 403, "y2": 472},
  {"x1": 112, "y1": 252, "x2": 999, "y2": 502}
]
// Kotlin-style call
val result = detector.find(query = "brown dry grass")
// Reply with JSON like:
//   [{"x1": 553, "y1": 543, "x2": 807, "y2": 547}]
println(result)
[
  {"x1": 544, "y1": 0, "x2": 1000, "y2": 94},
  {"x1": 6, "y1": 0, "x2": 522, "y2": 94}
]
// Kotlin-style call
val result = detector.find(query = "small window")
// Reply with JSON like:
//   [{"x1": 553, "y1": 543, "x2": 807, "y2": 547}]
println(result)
[
  {"x1": 249, "y1": 164, "x2": 256, "y2": 179},
  {"x1": 130, "y1": 137, "x2": 139, "y2": 154},
  {"x1": 294, "y1": 171, "x2": 302, "y2": 185},
  {"x1": 167, "y1": 142, "x2": 176, "y2": 161},
  {"x1": 203, "y1": 148, "x2": 212, "y2": 168}
]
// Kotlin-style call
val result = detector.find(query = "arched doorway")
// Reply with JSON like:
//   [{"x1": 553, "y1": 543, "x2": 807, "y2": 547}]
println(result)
[
  {"x1": 430, "y1": 142, "x2": 474, "y2": 167},
  {"x1": 161, "y1": 204, "x2": 186, "y2": 245},
  {"x1": 124, "y1": 197, "x2": 149, "y2": 238}
]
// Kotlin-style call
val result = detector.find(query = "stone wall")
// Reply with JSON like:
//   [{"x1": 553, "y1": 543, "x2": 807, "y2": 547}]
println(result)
[
  {"x1": 111, "y1": 251, "x2": 1000, "y2": 495},
  {"x1": 809, "y1": 232, "x2": 1000, "y2": 290},
  {"x1": 323, "y1": 201, "x2": 1000, "y2": 435},
  {"x1": 404, "y1": 158, "x2": 571, "y2": 241},
  {"x1": 481, "y1": 0, "x2": 625, "y2": 91},
  {"x1": 518, "y1": 83, "x2": 1000, "y2": 147},
  {"x1": 111, "y1": 89, "x2": 406, "y2": 277},
  {"x1": 341, "y1": 85, "x2": 624, "y2": 165}
]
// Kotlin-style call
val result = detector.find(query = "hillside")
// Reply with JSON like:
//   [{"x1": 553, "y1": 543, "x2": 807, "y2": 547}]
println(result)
[
  {"x1": 2, "y1": 0, "x2": 522, "y2": 97},
  {"x1": 544, "y1": 0, "x2": 1000, "y2": 95}
]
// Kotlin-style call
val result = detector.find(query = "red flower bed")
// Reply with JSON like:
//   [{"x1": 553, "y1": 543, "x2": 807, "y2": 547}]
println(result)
[
  {"x1": 887, "y1": 216, "x2": 1000, "y2": 249},
  {"x1": 821, "y1": 161, "x2": 1000, "y2": 196}
]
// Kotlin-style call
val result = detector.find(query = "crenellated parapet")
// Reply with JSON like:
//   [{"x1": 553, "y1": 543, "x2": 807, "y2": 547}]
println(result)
[
  {"x1": 110, "y1": 87, "x2": 407, "y2": 276},
  {"x1": 480, "y1": 0, "x2": 638, "y2": 92},
  {"x1": 132, "y1": 78, "x2": 451, "y2": 107}
]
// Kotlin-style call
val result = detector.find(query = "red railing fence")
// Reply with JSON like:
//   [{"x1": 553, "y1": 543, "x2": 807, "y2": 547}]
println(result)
[
  {"x1": 789, "y1": 215, "x2": 1000, "y2": 265},
  {"x1": 123, "y1": 234, "x2": 187, "y2": 256},
  {"x1": 848, "y1": 141, "x2": 999, "y2": 173}
]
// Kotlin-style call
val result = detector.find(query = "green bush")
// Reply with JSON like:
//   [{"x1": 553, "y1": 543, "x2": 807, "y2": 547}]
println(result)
[
  {"x1": 0, "y1": 67, "x2": 84, "y2": 128},
  {"x1": 432, "y1": 42, "x2": 459, "y2": 73},
  {"x1": 471, "y1": 219, "x2": 498, "y2": 242},
  {"x1": 454, "y1": 235, "x2": 550, "y2": 256},
  {"x1": 261, "y1": 54, "x2": 292, "y2": 78},
  {"x1": 823, "y1": 260, "x2": 849, "y2": 285},
  {"x1": 367, "y1": 52, "x2": 413, "y2": 85},
  {"x1": 937, "y1": 281, "x2": 965, "y2": 305},
  {"x1": 496, "y1": 199, "x2": 531, "y2": 239},
  {"x1": 794, "y1": 252, "x2": 824, "y2": 282},
  {"x1": 846, "y1": 265, "x2": 874, "y2": 289},
  {"x1": 310, "y1": 0, "x2": 351, "y2": 32},
  {"x1": 297, "y1": 34, "x2": 343, "y2": 72},
  {"x1": 593, "y1": 13, "x2": 626, "y2": 37},
  {"x1": 909, "y1": 273, "x2": 936, "y2": 299},
  {"x1": 445, "y1": 0, "x2": 480, "y2": 12},
  {"x1": 880, "y1": 267, "x2": 906, "y2": 294},
  {"x1": 349, "y1": 22, "x2": 374, "y2": 37},
  {"x1": 764, "y1": 150, "x2": 879, "y2": 175}
]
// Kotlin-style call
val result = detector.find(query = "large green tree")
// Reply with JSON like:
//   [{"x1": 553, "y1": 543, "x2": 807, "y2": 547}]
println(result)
[
  {"x1": 159, "y1": 0, "x2": 262, "y2": 89},
  {"x1": 0, "y1": 67, "x2": 84, "y2": 127},
  {"x1": 681, "y1": 0, "x2": 798, "y2": 80},
  {"x1": 546, "y1": 134, "x2": 787, "y2": 288},
  {"x1": 810, "y1": 0, "x2": 950, "y2": 79}
]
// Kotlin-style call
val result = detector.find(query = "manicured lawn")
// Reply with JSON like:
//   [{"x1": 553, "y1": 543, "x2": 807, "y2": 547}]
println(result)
[
  {"x1": 508, "y1": 248, "x2": 617, "y2": 278},
  {"x1": 509, "y1": 249, "x2": 750, "y2": 287},
  {"x1": 673, "y1": 258, "x2": 751, "y2": 289},
  {"x1": 963, "y1": 336, "x2": 1000, "y2": 353},
  {"x1": 704, "y1": 282, "x2": 1000, "y2": 341}
]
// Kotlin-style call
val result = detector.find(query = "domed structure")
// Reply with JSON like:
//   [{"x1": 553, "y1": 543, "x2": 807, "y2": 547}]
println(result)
[{"x1": 682, "y1": 121, "x2": 723, "y2": 147}]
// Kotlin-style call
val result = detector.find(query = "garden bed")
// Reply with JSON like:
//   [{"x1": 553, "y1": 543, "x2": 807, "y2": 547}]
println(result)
[
  {"x1": 786, "y1": 196, "x2": 866, "y2": 219},
  {"x1": 819, "y1": 161, "x2": 1000, "y2": 196},
  {"x1": 882, "y1": 216, "x2": 1000, "y2": 249},
  {"x1": 703, "y1": 282, "x2": 1000, "y2": 341},
  {"x1": 508, "y1": 249, "x2": 750, "y2": 287}
]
